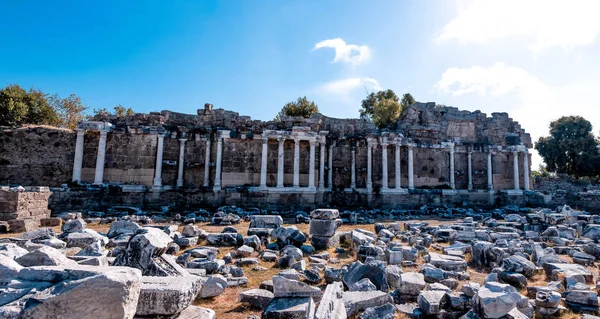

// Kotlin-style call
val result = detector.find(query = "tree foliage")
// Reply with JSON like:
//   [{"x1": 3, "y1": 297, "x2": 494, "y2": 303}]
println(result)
[
  {"x1": 0, "y1": 84, "x2": 59, "y2": 126},
  {"x1": 92, "y1": 104, "x2": 135, "y2": 118},
  {"x1": 50, "y1": 94, "x2": 88, "y2": 129},
  {"x1": 535, "y1": 116, "x2": 600, "y2": 177},
  {"x1": 359, "y1": 90, "x2": 416, "y2": 128},
  {"x1": 277, "y1": 96, "x2": 319, "y2": 119},
  {"x1": 359, "y1": 89, "x2": 398, "y2": 120},
  {"x1": 372, "y1": 99, "x2": 402, "y2": 129}
]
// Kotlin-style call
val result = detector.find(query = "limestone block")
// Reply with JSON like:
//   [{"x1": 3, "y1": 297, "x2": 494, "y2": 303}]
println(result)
[
  {"x1": 343, "y1": 290, "x2": 393, "y2": 317},
  {"x1": 263, "y1": 297, "x2": 316, "y2": 319},
  {"x1": 176, "y1": 306, "x2": 215, "y2": 319},
  {"x1": 359, "y1": 303, "x2": 396, "y2": 319},
  {"x1": 273, "y1": 275, "x2": 322, "y2": 299},
  {"x1": 418, "y1": 290, "x2": 447, "y2": 315},
  {"x1": 40, "y1": 218, "x2": 62, "y2": 227},
  {"x1": 239, "y1": 288, "x2": 274, "y2": 309},
  {"x1": 135, "y1": 275, "x2": 204, "y2": 316},
  {"x1": 15, "y1": 246, "x2": 78, "y2": 267},
  {"x1": 315, "y1": 282, "x2": 347, "y2": 319},
  {"x1": 311, "y1": 234, "x2": 340, "y2": 250},
  {"x1": 0, "y1": 243, "x2": 29, "y2": 259},
  {"x1": 0, "y1": 254, "x2": 23, "y2": 278},
  {"x1": 310, "y1": 209, "x2": 339, "y2": 220},
  {"x1": 309, "y1": 219, "x2": 341, "y2": 237},
  {"x1": 199, "y1": 274, "x2": 227, "y2": 298},
  {"x1": 250, "y1": 215, "x2": 283, "y2": 229}
]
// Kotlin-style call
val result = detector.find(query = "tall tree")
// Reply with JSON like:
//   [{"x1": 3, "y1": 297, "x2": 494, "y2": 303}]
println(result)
[
  {"x1": 400, "y1": 93, "x2": 415, "y2": 108},
  {"x1": 277, "y1": 96, "x2": 319, "y2": 119},
  {"x1": 0, "y1": 84, "x2": 58, "y2": 126},
  {"x1": 535, "y1": 116, "x2": 600, "y2": 177},
  {"x1": 359, "y1": 89, "x2": 398, "y2": 120},
  {"x1": 360, "y1": 90, "x2": 416, "y2": 122},
  {"x1": 372, "y1": 99, "x2": 401, "y2": 129},
  {"x1": 51, "y1": 94, "x2": 88, "y2": 129}
]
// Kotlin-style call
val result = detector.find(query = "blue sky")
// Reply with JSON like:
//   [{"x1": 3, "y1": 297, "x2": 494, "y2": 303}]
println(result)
[{"x1": 2, "y1": 0, "x2": 600, "y2": 168}]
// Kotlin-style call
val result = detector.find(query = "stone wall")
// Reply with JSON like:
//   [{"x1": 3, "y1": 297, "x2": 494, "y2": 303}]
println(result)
[
  {"x1": 0, "y1": 126, "x2": 75, "y2": 186},
  {"x1": 0, "y1": 188, "x2": 52, "y2": 232}
]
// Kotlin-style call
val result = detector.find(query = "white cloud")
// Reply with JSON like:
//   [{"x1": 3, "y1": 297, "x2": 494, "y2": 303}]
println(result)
[
  {"x1": 314, "y1": 38, "x2": 371, "y2": 66},
  {"x1": 319, "y1": 77, "x2": 381, "y2": 96},
  {"x1": 437, "y1": 0, "x2": 600, "y2": 52},
  {"x1": 434, "y1": 63, "x2": 600, "y2": 168}
]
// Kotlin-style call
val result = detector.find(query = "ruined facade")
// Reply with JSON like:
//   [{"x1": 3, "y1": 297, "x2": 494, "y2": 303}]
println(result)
[{"x1": 0, "y1": 102, "x2": 534, "y2": 209}]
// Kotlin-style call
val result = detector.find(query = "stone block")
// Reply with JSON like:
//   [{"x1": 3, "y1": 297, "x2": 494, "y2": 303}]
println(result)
[
  {"x1": 309, "y1": 219, "x2": 341, "y2": 237},
  {"x1": 263, "y1": 297, "x2": 316, "y2": 319},
  {"x1": 40, "y1": 218, "x2": 62, "y2": 227},
  {"x1": 135, "y1": 275, "x2": 204, "y2": 316}
]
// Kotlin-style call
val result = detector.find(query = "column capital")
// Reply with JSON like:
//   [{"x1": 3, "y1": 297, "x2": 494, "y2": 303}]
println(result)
[
  {"x1": 76, "y1": 128, "x2": 85, "y2": 135},
  {"x1": 277, "y1": 136, "x2": 286, "y2": 143},
  {"x1": 261, "y1": 135, "x2": 269, "y2": 144},
  {"x1": 310, "y1": 140, "x2": 318, "y2": 146},
  {"x1": 217, "y1": 130, "x2": 231, "y2": 139},
  {"x1": 381, "y1": 142, "x2": 388, "y2": 147},
  {"x1": 179, "y1": 138, "x2": 187, "y2": 143}
]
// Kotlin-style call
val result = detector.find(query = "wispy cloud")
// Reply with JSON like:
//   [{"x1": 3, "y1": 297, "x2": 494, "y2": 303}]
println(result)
[
  {"x1": 319, "y1": 77, "x2": 381, "y2": 96},
  {"x1": 436, "y1": 0, "x2": 600, "y2": 52},
  {"x1": 434, "y1": 62, "x2": 600, "y2": 168},
  {"x1": 313, "y1": 38, "x2": 371, "y2": 66}
]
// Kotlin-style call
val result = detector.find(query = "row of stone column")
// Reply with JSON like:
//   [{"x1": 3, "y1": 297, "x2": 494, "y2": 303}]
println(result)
[
  {"x1": 72, "y1": 129, "x2": 530, "y2": 192},
  {"x1": 259, "y1": 136, "x2": 327, "y2": 191}
]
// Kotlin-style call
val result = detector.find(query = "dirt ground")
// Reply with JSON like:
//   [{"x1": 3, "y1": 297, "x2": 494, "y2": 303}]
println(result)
[{"x1": 2, "y1": 218, "x2": 591, "y2": 319}]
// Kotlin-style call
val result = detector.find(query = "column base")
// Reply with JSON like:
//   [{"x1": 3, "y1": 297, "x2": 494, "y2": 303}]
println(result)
[
  {"x1": 506, "y1": 189, "x2": 523, "y2": 195},
  {"x1": 380, "y1": 188, "x2": 408, "y2": 194},
  {"x1": 152, "y1": 185, "x2": 163, "y2": 192},
  {"x1": 212, "y1": 185, "x2": 222, "y2": 192}
]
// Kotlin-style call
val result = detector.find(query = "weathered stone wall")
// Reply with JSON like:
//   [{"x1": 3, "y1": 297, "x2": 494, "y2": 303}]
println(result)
[
  {"x1": 0, "y1": 189, "x2": 52, "y2": 232},
  {"x1": 0, "y1": 126, "x2": 75, "y2": 186}
]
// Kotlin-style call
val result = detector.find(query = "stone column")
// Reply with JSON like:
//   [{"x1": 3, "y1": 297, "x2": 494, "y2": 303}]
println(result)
[
  {"x1": 213, "y1": 130, "x2": 229, "y2": 191},
  {"x1": 408, "y1": 145, "x2": 414, "y2": 189},
  {"x1": 309, "y1": 140, "x2": 316, "y2": 190},
  {"x1": 449, "y1": 145, "x2": 455, "y2": 190},
  {"x1": 277, "y1": 137, "x2": 285, "y2": 188},
  {"x1": 293, "y1": 138, "x2": 300, "y2": 188},
  {"x1": 366, "y1": 139, "x2": 374, "y2": 193},
  {"x1": 93, "y1": 130, "x2": 108, "y2": 185},
  {"x1": 328, "y1": 144, "x2": 333, "y2": 189},
  {"x1": 203, "y1": 139, "x2": 211, "y2": 187},
  {"x1": 176, "y1": 137, "x2": 186, "y2": 187},
  {"x1": 72, "y1": 129, "x2": 84, "y2": 182},
  {"x1": 523, "y1": 150, "x2": 530, "y2": 191},
  {"x1": 487, "y1": 151, "x2": 493, "y2": 190},
  {"x1": 395, "y1": 143, "x2": 401, "y2": 189},
  {"x1": 152, "y1": 134, "x2": 165, "y2": 191},
  {"x1": 467, "y1": 150, "x2": 473, "y2": 190},
  {"x1": 513, "y1": 150, "x2": 520, "y2": 190},
  {"x1": 381, "y1": 142, "x2": 389, "y2": 190},
  {"x1": 259, "y1": 135, "x2": 268, "y2": 189},
  {"x1": 318, "y1": 140, "x2": 325, "y2": 191},
  {"x1": 351, "y1": 146, "x2": 356, "y2": 189}
]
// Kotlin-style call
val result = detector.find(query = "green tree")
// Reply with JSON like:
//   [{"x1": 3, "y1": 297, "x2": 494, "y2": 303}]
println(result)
[
  {"x1": 360, "y1": 90, "x2": 416, "y2": 122},
  {"x1": 359, "y1": 89, "x2": 398, "y2": 120},
  {"x1": 400, "y1": 93, "x2": 415, "y2": 108},
  {"x1": 535, "y1": 116, "x2": 600, "y2": 177},
  {"x1": 0, "y1": 84, "x2": 58, "y2": 126},
  {"x1": 277, "y1": 96, "x2": 319, "y2": 119},
  {"x1": 372, "y1": 99, "x2": 402, "y2": 129},
  {"x1": 113, "y1": 104, "x2": 134, "y2": 117},
  {"x1": 51, "y1": 94, "x2": 88, "y2": 129}
]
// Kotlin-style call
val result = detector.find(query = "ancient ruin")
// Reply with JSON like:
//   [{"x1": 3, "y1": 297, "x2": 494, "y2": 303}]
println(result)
[
  {"x1": 1, "y1": 102, "x2": 546, "y2": 212},
  {"x1": 2, "y1": 103, "x2": 600, "y2": 319}
]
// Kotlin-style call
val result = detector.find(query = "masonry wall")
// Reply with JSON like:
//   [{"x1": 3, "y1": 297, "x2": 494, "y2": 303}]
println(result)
[
  {"x1": 0, "y1": 126, "x2": 75, "y2": 187},
  {"x1": 0, "y1": 190, "x2": 51, "y2": 224}
]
